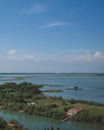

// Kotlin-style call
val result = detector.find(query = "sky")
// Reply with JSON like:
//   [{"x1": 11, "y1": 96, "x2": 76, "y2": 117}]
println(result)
[{"x1": 0, "y1": 0, "x2": 104, "y2": 73}]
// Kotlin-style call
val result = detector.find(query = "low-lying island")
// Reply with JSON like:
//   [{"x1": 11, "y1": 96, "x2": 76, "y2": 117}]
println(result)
[{"x1": 0, "y1": 82, "x2": 104, "y2": 125}]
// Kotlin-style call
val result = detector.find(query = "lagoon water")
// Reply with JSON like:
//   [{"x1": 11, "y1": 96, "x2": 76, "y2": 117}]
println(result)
[{"x1": 0, "y1": 73, "x2": 104, "y2": 130}]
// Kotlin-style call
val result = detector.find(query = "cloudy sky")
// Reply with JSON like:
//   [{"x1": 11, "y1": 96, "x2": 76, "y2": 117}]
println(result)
[{"x1": 0, "y1": 0, "x2": 104, "y2": 73}]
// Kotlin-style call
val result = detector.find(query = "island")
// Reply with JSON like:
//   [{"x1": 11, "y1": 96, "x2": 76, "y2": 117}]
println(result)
[
  {"x1": 0, "y1": 117, "x2": 28, "y2": 130},
  {"x1": 0, "y1": 82, "x2": 104, "y2": 125}
]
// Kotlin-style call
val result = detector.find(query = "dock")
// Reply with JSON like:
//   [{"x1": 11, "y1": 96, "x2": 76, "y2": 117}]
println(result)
[{"x1": 62, "y1": 118, "x2": 69, "y2": 122}]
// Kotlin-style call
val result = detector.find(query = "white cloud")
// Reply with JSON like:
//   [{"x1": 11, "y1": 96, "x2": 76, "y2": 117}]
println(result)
[
  {"x1": 94, "y1": 51, "x2": 104, "y2": 58},
  {"x1": 0, "y1": 50, "x2": 104, "y2": 72},
  {"x1": 5, "y1": 50, "x2": 104, "y2": 63},
  {"x1": 72, "y1": 54, "x2": 92, "y2": 62},
  {"x1": 23, "y1": 3, "x2": 46, "y2": 14},
  {"x1": 8, "y1": 50, "x2": 16, "y2": 56},
  {"x1": 7, "y1": 50, "x2": 34, "y2": 61},
  {"x1": 41, "y1": 21, "x2": 69, "y2": 29},
  {"x1": 62, "y1": 53, "x2": 92, "y2": 64}
]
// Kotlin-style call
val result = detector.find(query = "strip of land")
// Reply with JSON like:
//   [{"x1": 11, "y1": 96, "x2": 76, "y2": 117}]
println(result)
[{"x1": 42, "y1": 90, "x2": 63, "y2": 93}]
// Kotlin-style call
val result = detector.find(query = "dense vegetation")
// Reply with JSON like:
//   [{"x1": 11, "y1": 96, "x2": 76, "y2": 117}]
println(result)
[
  {"x1": 0, "y1": 82, "x2": 66, "y2": 120},
  {"x1": 0, "y1": 116, "x2": 28, "y2": 130},
  {"x1": 67, "y1": 100, "x2": 104, "y2": 124},
  {"x1": 0, "y1": 116, "x2": 11, "y2": 130},
  {"x1": 70, "y1": 110, "x2": 104, "y2": 124},
  {"x1": 0, "y1": 82, "x2": 104, "y2": 125}
]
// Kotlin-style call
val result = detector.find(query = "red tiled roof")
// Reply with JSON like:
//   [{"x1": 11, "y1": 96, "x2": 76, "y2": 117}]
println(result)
[{"x1": 67, "y1": 106, "x2": 83, "y2": 116}]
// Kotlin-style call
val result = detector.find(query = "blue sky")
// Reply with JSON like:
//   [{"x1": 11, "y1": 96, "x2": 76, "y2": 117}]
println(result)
[{"x1": 0, "y1": 0, "x2": 104, "y2": 72}]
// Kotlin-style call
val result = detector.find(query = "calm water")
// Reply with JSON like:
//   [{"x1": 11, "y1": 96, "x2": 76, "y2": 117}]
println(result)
[{"x1": 0, "y1": 73, "x2": 104, "y2": 130}]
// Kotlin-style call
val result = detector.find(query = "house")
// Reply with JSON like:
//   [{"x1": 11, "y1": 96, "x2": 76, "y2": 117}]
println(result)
[
  {"x1": 18, "y1": 110, "x2": 24, "y2": 113},
  {"x1": 27, "y1": 102, "x2": 39, "y2": 107},
  {"x1": 27, "y1": 102, "x2": 36, "y2": 106},
  {"x1": 67, "y1": 106, "x2": 84, "y2": 116}
]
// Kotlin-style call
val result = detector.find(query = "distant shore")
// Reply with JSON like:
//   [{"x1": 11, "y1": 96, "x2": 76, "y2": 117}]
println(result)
[{"x1": 0, "y1": 72, "x2": 104, "y2": 76}]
